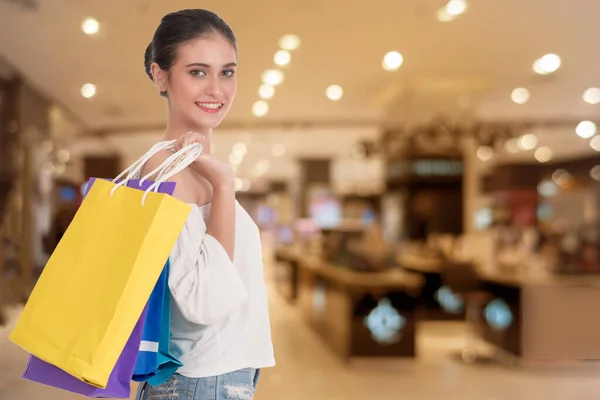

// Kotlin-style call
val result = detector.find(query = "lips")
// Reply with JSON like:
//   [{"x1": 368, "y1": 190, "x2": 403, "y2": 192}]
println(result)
[{"x1": 195, "y1": 102, "x2": 224, "y2": 113}]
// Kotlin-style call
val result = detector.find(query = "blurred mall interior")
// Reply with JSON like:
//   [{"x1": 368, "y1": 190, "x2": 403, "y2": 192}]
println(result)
[{"x1": 1, "y1": 0, "x2": 600, "y2": 399}]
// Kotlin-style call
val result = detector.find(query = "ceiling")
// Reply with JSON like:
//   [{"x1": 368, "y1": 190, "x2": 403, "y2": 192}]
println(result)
[{"x1": 1, "y1": 0, "x2": 600, "y2": 168}]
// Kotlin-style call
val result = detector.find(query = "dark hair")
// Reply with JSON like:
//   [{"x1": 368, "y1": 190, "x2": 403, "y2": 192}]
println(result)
[{"x1": 144, "y1": 9, "x2": 237, "y2": 97}]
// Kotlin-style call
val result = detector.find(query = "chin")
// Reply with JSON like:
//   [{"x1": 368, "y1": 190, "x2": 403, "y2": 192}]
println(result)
[{"x1": 191, "y1": 115, "x2": 226, "y2": 131}]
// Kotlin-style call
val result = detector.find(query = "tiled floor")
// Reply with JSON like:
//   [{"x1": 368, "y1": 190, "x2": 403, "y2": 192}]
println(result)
[{"x1": 1, "y1": 259, "x2": 599, "y2": 399}]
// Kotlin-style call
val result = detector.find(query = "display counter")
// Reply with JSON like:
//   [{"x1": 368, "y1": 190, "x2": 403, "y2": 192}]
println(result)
[
  {"x1": 295, "y1": 256, "x2": 423, "y2": 362},
  {"x1": 478, "y1": 269, "x2": 600, "y2": 362},
  {"x1": 396, "y1": 253, "x2": 464, "y2": 320}
]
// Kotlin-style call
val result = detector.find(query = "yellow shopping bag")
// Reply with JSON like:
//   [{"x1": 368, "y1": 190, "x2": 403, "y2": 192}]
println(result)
[{"x1": 9, "y1": 142, "x2": 200, "y2": 389}]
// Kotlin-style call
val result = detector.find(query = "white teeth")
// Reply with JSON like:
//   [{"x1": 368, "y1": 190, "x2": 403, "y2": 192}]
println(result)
[{"x1": 196, "y1": 102, "x2": 223, "y2": 109}]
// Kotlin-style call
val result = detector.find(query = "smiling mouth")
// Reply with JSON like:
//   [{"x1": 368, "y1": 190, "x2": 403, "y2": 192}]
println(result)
[{"x1": 195, "y1": 102, "x2": 224, "y2": 110}]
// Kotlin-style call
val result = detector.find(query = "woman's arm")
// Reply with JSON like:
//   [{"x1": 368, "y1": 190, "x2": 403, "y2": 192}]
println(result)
[{"x1": 205, "y1": 183, "x2": 236, "y2": 261}]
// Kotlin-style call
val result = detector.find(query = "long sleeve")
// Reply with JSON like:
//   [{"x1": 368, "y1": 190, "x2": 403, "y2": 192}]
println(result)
[{"x1": 168, "y1": 207, "x2": 248, "y2": 325}]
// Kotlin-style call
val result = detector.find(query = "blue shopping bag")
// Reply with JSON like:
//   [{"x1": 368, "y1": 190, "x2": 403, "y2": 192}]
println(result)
[{"x1": 133, "y1": 259, "x2": 182, "y2": 386}]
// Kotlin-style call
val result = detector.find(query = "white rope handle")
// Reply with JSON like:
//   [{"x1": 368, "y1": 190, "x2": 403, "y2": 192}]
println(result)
[
  {"x1": 140, "y1": 142, "x2": 203, "y2": 206},
  {"x1": 108, "y1": 140, "x2": 176, "y2": 197},
  {"x1": 111, "y1": 139, "x2": 176, "y2": 184}
]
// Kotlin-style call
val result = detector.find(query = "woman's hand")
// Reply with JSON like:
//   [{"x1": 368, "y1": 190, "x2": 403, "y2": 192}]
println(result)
[{"x1": 174, "y1": 132, "x2": 235, "y2": 189}]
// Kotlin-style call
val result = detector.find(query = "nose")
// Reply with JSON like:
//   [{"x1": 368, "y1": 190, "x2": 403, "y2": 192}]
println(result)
[{"x1": 205, "y1": 75, "x2": 223, "y2": 98}]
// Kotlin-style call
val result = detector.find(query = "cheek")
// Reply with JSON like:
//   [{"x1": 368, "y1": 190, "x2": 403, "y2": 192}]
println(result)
[
  {"x1": 171, "y1": 76, "x2": 201, "y2": 101},
  {"x1": 225, "y1": 79, "x2": 238, "y2": 98}
]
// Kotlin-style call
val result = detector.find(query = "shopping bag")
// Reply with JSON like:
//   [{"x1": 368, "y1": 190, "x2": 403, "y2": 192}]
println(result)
[
  {"x1": 22, "y1": 306, "x2": 148, "y2": 398},
  {"x1": 9, "y1": 142, "x2": 202, "y2": 389},
  {"x1": 20, "y1": 178, "x2": 178, "y2": 398},
  {"x1": 133, "y1": 259, "x2": 182, "y2": 386}
]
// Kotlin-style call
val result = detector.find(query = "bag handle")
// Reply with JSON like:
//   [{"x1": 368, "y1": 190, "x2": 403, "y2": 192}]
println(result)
[
  {"x1": 140, "y1": 142, "x2": 202, "y2": 206},
  {"x1": 111, "y1": 139, "x2": 176, "y2": 184}
]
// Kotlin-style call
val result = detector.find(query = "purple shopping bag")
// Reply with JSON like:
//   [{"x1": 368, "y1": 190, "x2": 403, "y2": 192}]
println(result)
[{"x1": 21, "y1": 178, "x2": 177, "y2": 398}]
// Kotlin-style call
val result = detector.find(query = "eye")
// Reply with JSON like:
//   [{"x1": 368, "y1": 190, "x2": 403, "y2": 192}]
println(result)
[
  {"x1": 190, "y1": 69, "x2": 206, "y2": 77},
  {"x1": 222, "y1": 69, "x2": 236, "y2": 78}
]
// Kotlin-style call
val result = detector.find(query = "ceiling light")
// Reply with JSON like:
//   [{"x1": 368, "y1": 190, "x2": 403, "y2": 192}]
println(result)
[
  {"x1": 511, "y1": 88, "x2": 530, "y2": 104},
  {"x1": 274, "y1": 50, "x2": 291, "y2": 66},
  {"x1": 80, "y1": 83, "x2": 96, "y2": 98},
  {"x1": 437, "y1": 7, "x2": 455, "y2": 22},
  {"x1": 445, "y1": 0, "x2": 468, "y2": 16},
  {"x1": 279, "y1": 34, "x2": 300, "y2": 51},
  {"x1": 504, "y1": 138, "x2": 521, "y2": 154},
  {"x1": 57, "y1": 149, "x2": 71, "y2": 163},
  {"x1": 241, "y1": 178, "x2": 251, "y2": 191},
  {"x1": 261, "y1": 69, "x2": 284, "y2": 86},
  {"x1": 476, "y1": 145, "x2": 493, "y2": 161},
  {"x1": 229, "y1": 153, "x2": 243, "y2": 166},
  {"x1": 534, "y1": 146, "x2": 552, "y2": 163},
  {"x1": 252, "y1": 159, "x2": 270, "y2": 177},
  {"x1": 272, "y1": 143, "x2": 285, "y2": 157},
  {"x1": 259, "y1": 84, "x2": 275, "y2": 99},
  {"x1": 583, "y1": 88, "x2": 600, "y2": 104},
  {"x1": 234, "y1": 177, "x2": 244, "y2": 192},
  {"x1": 533, "y1": 54, "x2": 561, "y2": 75},
  {"x1": 252, "y1": 100, "x2": 269, "y2": 117},
  {"x1": 233, "y1": 142, "x2": 247, "y2": 156},
  {"x1": 590, "y1": 136, "x2": 600, "y2": 151},
  {"x1": 518, "y1": 133, "x2": 538, "y2": 150},
  {"x1": 81, "y1": 17, "x2": 99, "y2": 35},
  {"x1": 382, "y1": 51, "x2": 403, "y2": 71},
  {"x1": 326, "y1": 85, "x2": 343, "y2": 101},
  {"x1": 552, "y1": 169, "x2": 570, "y2": 184},
  {"x1": 576, "y1": 120, "x2": 597, "y2": 138},
  {"x1": 590, "y1": 165, "x2": 600, "y2": 181}
]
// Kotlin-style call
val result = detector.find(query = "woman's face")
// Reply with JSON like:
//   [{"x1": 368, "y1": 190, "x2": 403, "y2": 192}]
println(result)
[{"x1": 161, "y1": 34, "x2": 237, "y2": 131}]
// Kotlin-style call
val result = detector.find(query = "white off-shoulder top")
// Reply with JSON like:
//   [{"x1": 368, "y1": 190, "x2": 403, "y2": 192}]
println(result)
[{"x1": 167, "y1": 201, "x2": 275, "y2": 378}]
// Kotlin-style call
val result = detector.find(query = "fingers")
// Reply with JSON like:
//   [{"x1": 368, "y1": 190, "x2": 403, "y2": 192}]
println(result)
[{"x1": 175, "y1": 132, "x2": 206, "y2": 152}]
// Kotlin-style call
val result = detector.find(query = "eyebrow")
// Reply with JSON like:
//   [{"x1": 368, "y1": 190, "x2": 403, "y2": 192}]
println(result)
[{"x1": 186, "y1": 62, "x2": 237, "y2": 68}]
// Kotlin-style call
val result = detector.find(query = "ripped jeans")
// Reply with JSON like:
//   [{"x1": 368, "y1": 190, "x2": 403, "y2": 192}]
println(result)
[{"x1": 135, "y1": 368, "x2": 260, "y2": 400}]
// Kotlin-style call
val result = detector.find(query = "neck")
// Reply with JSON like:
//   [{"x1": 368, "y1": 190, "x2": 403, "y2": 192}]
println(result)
[{"x1": 162, "y1": 108, "x2": 212, "y2": 154}]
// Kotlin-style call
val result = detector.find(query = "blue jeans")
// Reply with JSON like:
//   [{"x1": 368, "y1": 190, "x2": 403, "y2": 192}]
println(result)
[{"x1": 135, "y1": 368, "x2": 260, "y2": 400}]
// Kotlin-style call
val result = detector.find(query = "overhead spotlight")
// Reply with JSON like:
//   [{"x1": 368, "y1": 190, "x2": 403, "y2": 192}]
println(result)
[
  {"x1": 590, "y1": 136, "x2": 600, "y2": 151},
  {"x1": 259, "y1": 84, "x2": 275, "y2": 99},
  {"x1": 437, "y1": 7, "x2": 455, "y2": 22},
  {"x1": 382, "y1": 51, "x2": 403, "y2": 71},
  {"x1": 534, "y1": 146, "x2": 553, "y2": 163},
  {"x1": 274, "y1": 50, "x2": 291, "y2": 66},
  {"x1": 518, "y1": 133, "x2": 538, "y2": 150},
  {"x1": 504, "y1": 138, "x2": 521, "y2": 154},
  {"x1": 590, "y1": 165, "x2": 600, "y2": 181},
  {"x1": 326, "y1": 85, "x2": 343, "y2": 101},
  {"x1": 576, "y1": 121, "x2": 597, "y2": 138},
  {"x1": 272, "y1": 143, "x2": 286, "y2": 157},
  {"x1": 476, "y1": 145, "x2": 493, "y2": 161},
  {"x1": 233, "y1": 142, "x2": 247, "y2": 156},
  {"x1": 261, "y1": 69, "x2": 284, "y2": 86},
  {"x1": 80, "y1": 83, "x2": 96, "y2": 98},
  {"x1": 82, "y1": 17, "x2": 99, "y2": 35},
  {"x1": 533, "y1": 54, "x2": 561, "y2": 75},
  {"x1": 583, "y1": 88, "x2": 600, "y2": 104},
  {"x1": 511, "y1": 88, "x2": 530, "y2": 104},
  {"x1": 279, "y1": 34, "x2": 300, "y2": 51},
  {"x1": 252, "y1": 100, "x2": 269, "y2": 117},
  {"x1": 234, "y1": 177, "x2": 244, "y2": 191},
  {"x1": 57, "y1": 149, "x2": 71, "y2": 163},
  {"x1": 229, "y1": 152, "x2": 243, "y2": 166},
  {"x1": 445, "y1": 0, "x2": 468, "y2": 16}
]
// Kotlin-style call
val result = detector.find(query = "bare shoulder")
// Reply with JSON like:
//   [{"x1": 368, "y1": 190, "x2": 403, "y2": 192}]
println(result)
[
  {"x1": 140, "y1": 150, "x2": 175, "y2": 181},
  {"x1": 140, "y1": 149, "x2": 198, "y2": 204}
]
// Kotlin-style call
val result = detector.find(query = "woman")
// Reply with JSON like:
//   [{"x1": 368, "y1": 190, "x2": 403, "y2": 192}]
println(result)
[{"x1": 136, "y1": 9, "x2": 275, "y2": 400}]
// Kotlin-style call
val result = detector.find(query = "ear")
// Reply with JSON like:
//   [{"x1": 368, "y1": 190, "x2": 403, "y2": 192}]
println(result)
[{"x1": 150, "y1": 62, "x2": 168, "y2": 93}]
